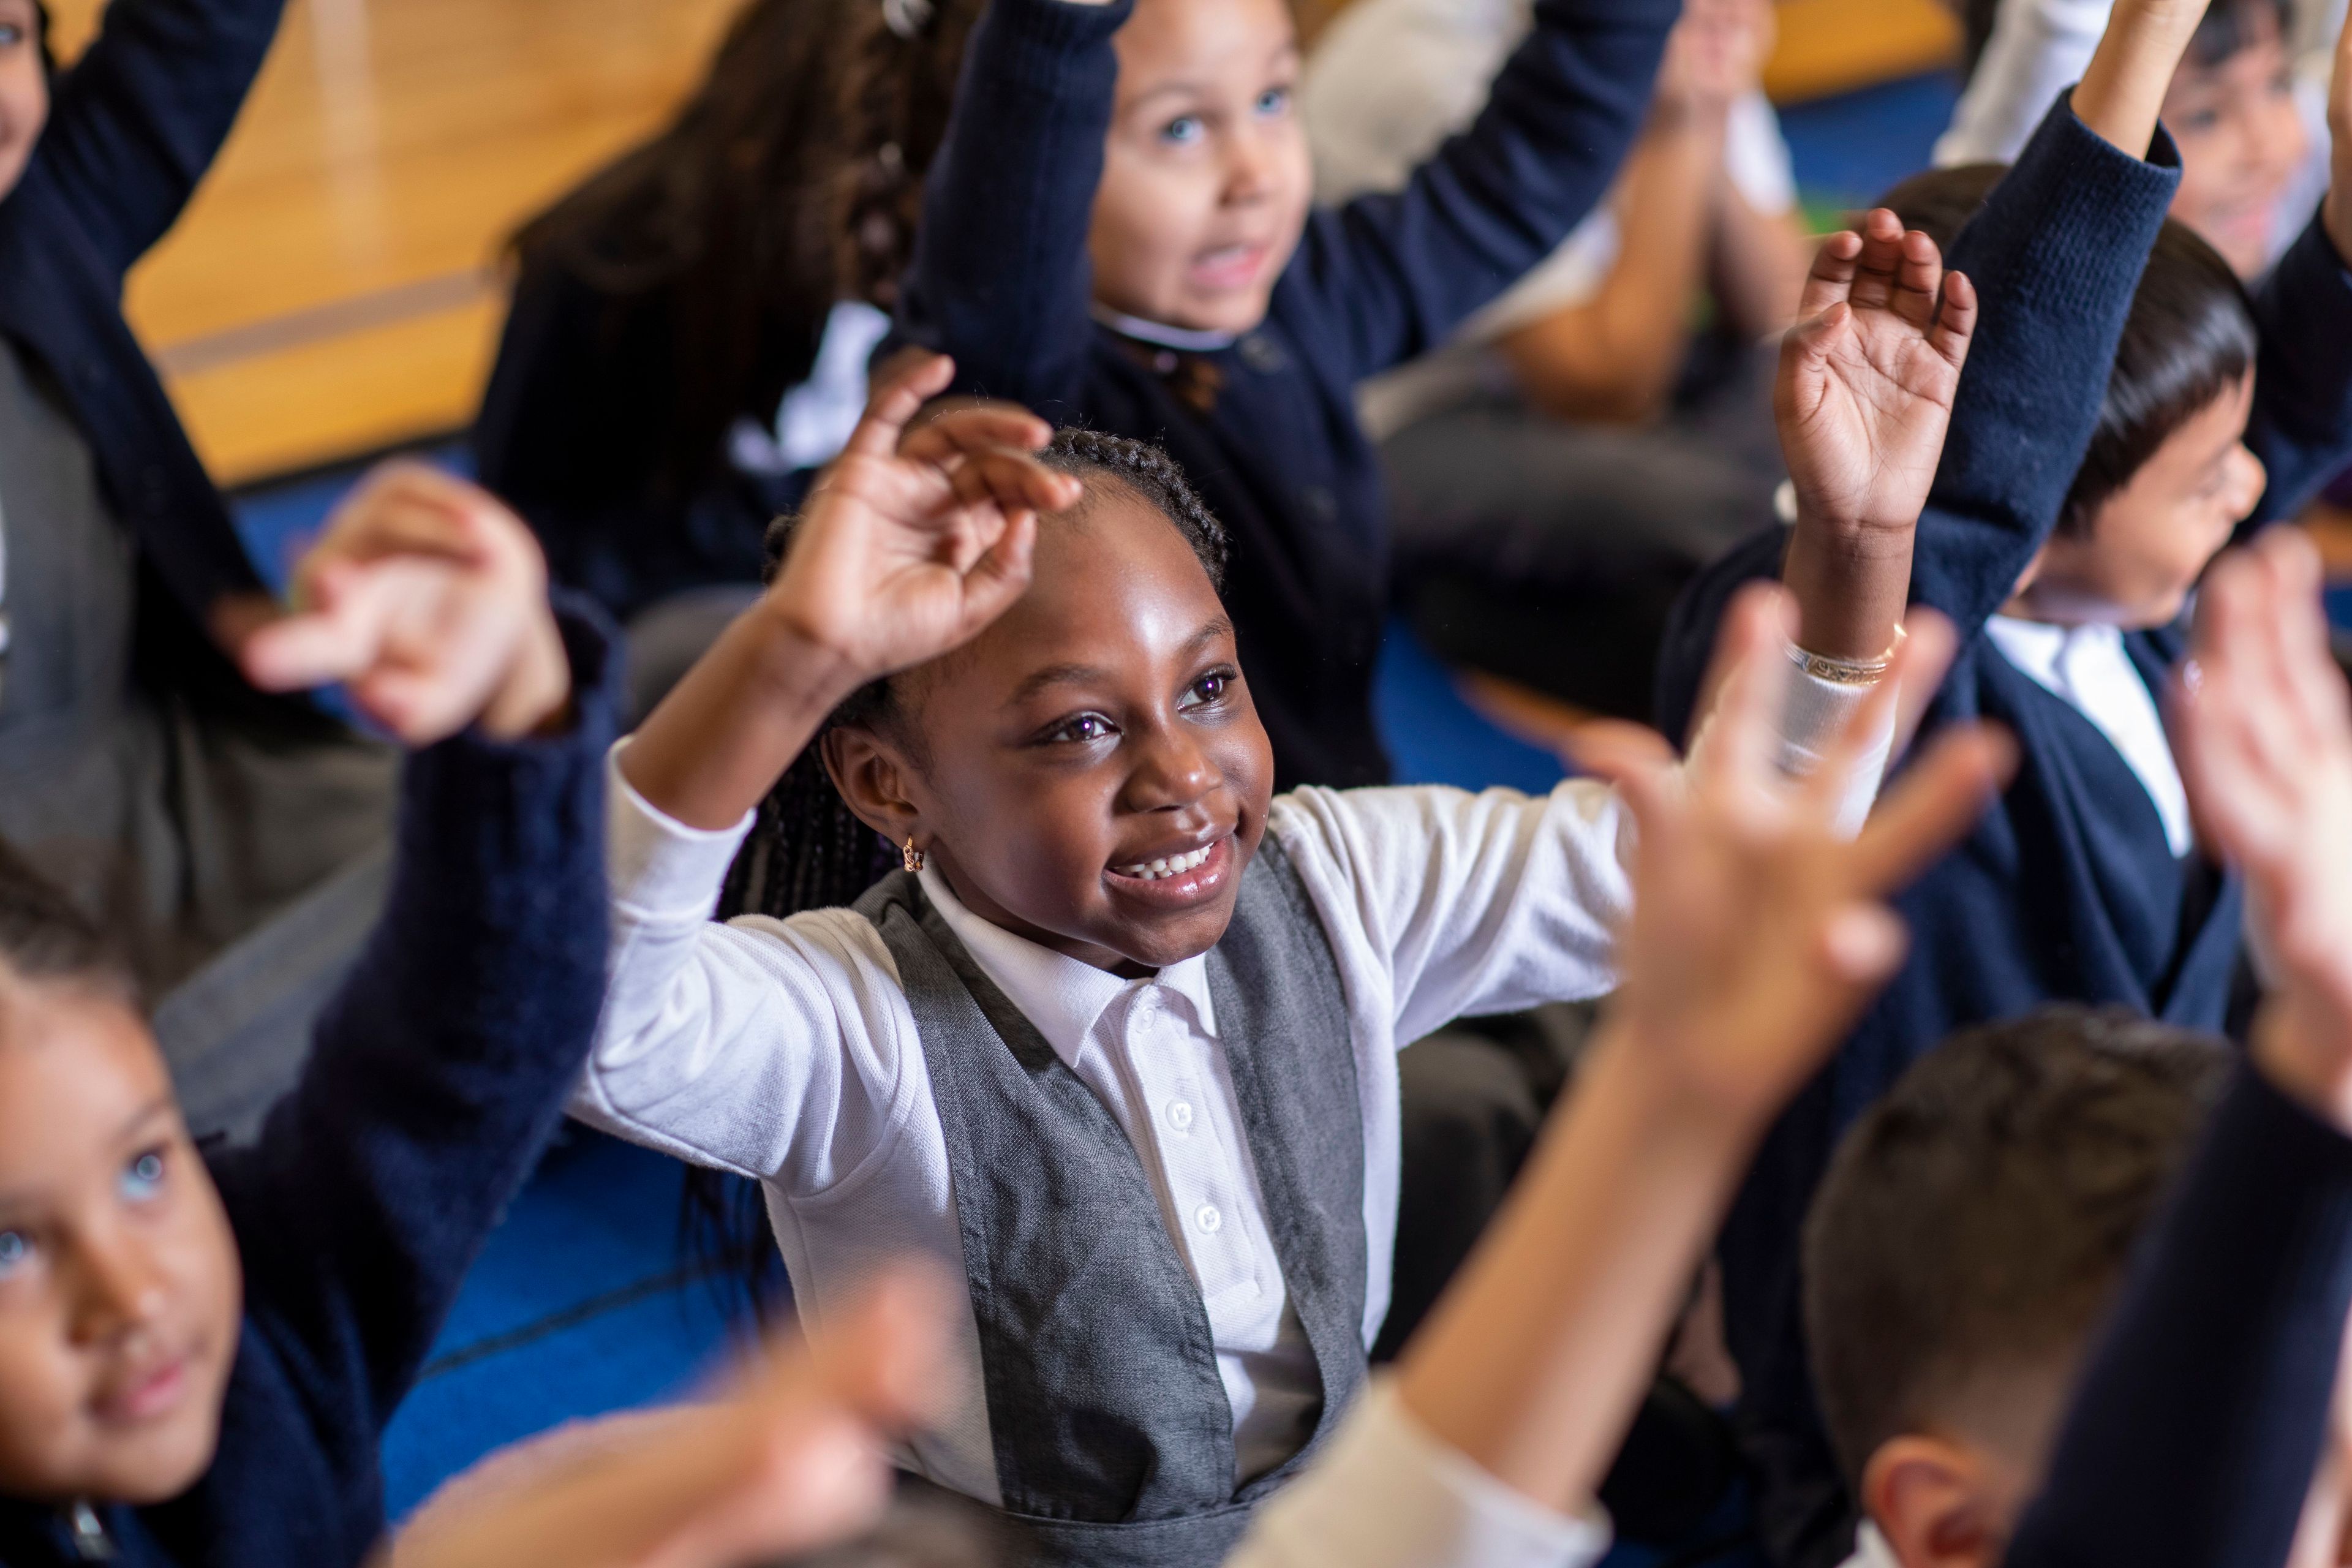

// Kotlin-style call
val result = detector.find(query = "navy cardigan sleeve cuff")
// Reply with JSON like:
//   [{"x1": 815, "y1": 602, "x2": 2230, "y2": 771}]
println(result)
[
  {"x1": 1910, "y1": 95, "x2": 2182, "y2": 635},
  {"x1": 2006, "y1": 1062, "x2": 2352, "y2": 1568}
]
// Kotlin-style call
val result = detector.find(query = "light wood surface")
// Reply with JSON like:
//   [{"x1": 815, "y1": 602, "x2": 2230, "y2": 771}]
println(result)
[
  {"x1": 53, "y1": 0, "x2": 1951, "y2": 487},
  {"x1": 50, "y1": 0, "x2": 737, "y2": 484}
]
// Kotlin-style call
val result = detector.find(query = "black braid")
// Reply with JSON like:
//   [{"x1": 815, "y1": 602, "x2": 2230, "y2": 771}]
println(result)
[{"x1": 832, "y1": 0, "x2": 987, "y2": 311}]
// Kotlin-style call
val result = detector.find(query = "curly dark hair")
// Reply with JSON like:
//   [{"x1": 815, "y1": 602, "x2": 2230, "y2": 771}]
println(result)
[
  {"x1": 720, "y1": 428, "x2": 1231, "y2": 922},
  {"x1": 507, "y1": 0, "x2": 984, "y2": 514}
]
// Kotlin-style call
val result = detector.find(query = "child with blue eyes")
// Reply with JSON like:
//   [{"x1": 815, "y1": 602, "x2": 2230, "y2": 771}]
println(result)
[
  {"x1": 0, "y1": 467, "x2": 618, "y2": 1567},
  {"x1": 890, "y1": 0, "x2": 1679, "y2": 791},
  {"x1": 570, "y1": 238, "x2": 1983, "y2": 1562}
]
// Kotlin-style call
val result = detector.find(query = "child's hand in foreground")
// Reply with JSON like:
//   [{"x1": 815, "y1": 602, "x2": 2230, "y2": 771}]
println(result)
[
  {"x1": 1580, "y1": 588, "x2": 2012, "y2": 1133},
  {"x1": 236, "y1": 462, "x2": 570, "y2": 744},
  {"x1": 388, "y1": 1265, "x2": 954, "y2": 1568},
  {"x1": 1778, "y1": 210, "x2": 1977, "y2": 548},
  {"x1": 767, "y1": 351, "x2": 1083, "y2": 693},
  {"x1": 2174, "y1": 528, "x2": 2352, "y2": 1127}
]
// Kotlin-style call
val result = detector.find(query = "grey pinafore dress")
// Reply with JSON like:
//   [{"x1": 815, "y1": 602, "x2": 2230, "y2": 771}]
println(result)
[{"x1": 853, "y1": 835, "x2": 1370, "y2": 1568}]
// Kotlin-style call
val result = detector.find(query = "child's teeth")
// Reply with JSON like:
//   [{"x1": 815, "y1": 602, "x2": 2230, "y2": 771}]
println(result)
[{"x1": 1118, "y1": 844, "x2": 1213, "y2": 880}]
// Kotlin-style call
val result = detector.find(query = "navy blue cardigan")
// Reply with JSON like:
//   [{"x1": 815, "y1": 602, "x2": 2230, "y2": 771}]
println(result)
[
  {"x1": 2005, "y1": 1063, "x2": 2352, "y2": 1568},
  {"x1": 0, "y1": 0, "x2": 312, "y2": 722},
  {"x1": 1653, "y1": 101, "x2": 2352, "y2": 1564},
  {"x1": 897, "y1": 0, "x2": 1676, "y2": 790},
  {"x1": 0, "y1": 608, "x2": 617, "y2": 1568}
]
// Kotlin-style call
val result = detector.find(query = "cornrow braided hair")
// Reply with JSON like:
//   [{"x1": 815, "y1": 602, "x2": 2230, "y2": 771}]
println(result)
[{"x1": 718, "y1": 427, "x2": 1231, "y2": 922}]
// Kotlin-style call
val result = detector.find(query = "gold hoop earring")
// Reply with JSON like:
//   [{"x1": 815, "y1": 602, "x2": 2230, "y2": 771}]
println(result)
[{"x1": 902, "y1": 837, "x2": 925, "y2": 874}]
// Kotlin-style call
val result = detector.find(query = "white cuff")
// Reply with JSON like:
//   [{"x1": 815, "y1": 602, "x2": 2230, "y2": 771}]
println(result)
[
  {"x1": 1778, "y1": 669, "x2": 1896, "y2": 838},
  {"x1": 1232, "y1": 1381, "x2": 1612, "y2": 1568},
  {"x1": 605, "y1": 739, "x2": 758, "y2": 918}
]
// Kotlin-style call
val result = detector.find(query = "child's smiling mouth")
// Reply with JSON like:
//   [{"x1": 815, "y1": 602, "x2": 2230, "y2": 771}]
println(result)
[{"x1": 1104, "y1": 833, "x2": 1234, "y2": 906}]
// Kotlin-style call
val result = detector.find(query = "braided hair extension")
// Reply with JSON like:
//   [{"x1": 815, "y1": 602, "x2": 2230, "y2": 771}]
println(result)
[
  {"x1": 834, "y1": 0, "x2": 988, "y2": 311},
  {"x1": 693, "y1": 431, "x2": 1230, "y2": 1316}
]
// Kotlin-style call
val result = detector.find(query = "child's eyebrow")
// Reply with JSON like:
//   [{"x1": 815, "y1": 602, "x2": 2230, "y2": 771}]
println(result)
[
  {"x1": 1005, "y1": 662, "x2": 1118, "y2": 707},
  {"x1": 115, "y1": 1093, "x2": 178, "y2": 1143}
]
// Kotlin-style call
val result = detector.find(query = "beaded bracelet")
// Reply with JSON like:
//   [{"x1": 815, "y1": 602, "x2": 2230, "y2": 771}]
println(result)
[{"x1": 1785, "y1": 623, "x2": 1906, "y2": 686}]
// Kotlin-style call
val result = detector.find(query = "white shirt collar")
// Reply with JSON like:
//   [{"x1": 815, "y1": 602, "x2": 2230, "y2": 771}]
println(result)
[
  {"x1": 1088, "y1": 302, "x2": 1239, "y2": 353},
  {"x1": 918, "y1": 867, "x2": 1219, "y2": 1070},
  {"x1": 1840, "y1": 1523, "x2": 1903, "y2": 1568}
]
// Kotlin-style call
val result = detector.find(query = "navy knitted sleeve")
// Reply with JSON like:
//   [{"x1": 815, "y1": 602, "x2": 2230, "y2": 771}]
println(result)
[
  {"x1": 1908, "y1": 96, "x2": 2181, "y2": 635},
  {"x1": 2005, "y1": 1064, "x2": 2352, "y2": 1568},
  {"x1": 33, "y1": 0, "x2": 290, "y2": 278},
  {"x1": 893, "y1": 0, "x2": 1131, "y2": 416},
  {"x1": 2244, "y1": 216, "x2": 2352, "y2": 527},
  {"x1": 1288, "y1": 0, "x2": 1676, "y2": 383},
  {"x1": 209, "y1": 598, "x2": 620, "y2": 1442}
]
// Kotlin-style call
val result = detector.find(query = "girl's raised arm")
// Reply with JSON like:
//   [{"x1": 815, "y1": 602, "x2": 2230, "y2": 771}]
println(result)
[
  {"x1": 620, "y1": 355, "x2": 1079, "y2": 832},
  {"x1": 892, "y1": 0, "x2": 1127, "y2": 418}
]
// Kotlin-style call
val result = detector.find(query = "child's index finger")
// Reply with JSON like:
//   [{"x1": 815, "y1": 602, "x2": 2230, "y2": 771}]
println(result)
[
  {"x1": 843, "y1": 353, "x2": 959, "y2": 461},
  {"x1": 1796, "y1": 228, "x2": 1864, "y2": 322}
]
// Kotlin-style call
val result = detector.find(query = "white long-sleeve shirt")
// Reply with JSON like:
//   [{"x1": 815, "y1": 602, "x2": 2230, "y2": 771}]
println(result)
[{"x1": 571, "y1": 680, "x2": 1876, "y2": 1516}]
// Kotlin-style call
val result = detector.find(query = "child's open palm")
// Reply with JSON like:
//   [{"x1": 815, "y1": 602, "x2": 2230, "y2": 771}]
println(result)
[
  {"x1": 1581, "y1": 589, "x2": 2011, "y2": 1127},
  {"x1": 2176, "y1": 530, "x2": 2352, "y2": 1114},
  {"x1": 236, "y1": 462, "x2": 570, "y2": 744},
  {"x1": 1777, "y1": 211, "x2": 1977, "y2": 541},
  {"x1": 769, "y1": 353, "x2": 1082, "y2": 688}
]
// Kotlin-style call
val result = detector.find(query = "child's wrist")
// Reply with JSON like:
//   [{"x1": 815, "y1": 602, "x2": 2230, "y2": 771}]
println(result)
[
  {"x1": 1578, "y1": 1022, "x2": 1777, "y2": 1157},
  {"x1": 479, "y1": 612, "x2": 576, "y2": 741},
  {"x1": 748, "y1": 596, "x2": 875, "y2": 715}
]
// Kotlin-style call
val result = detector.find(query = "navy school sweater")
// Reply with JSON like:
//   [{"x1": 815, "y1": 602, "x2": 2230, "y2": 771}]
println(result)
[
  {"x1": 895, "y1": 0, "x2": 1677, "y2": 790},
  {"x1": 1652, "y1": 100, "x2": 2352, "y2": 1566},
  {"x1": 0, "y1": 607, "x2": 618, "y2": 1568}
]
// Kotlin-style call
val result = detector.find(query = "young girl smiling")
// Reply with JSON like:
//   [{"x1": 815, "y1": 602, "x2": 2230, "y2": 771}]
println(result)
[
  {"x1": 573, "y1": 179, "x2": 1980, "y2": 1559},
  {"x1": 893, "y1": 0, "x2": 1679, "y2": 789}
]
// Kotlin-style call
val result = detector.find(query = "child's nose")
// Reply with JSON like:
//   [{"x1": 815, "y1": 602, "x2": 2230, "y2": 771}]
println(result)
[
  {"x1": 1131, "y1": 726, "x2": 1220, "y2": 808},
  {"x1": 2230, "y1": 444, "x2": 2269, "y2": 514},
  {"x1": 69, "y1": 1231, "x2": 169, "y2": 1342}
]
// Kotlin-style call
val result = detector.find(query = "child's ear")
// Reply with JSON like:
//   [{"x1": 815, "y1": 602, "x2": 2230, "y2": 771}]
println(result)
[
  {"x1": 821, "y1": 727, "x2": 925, "y2": 848},
  {"x1": 1864, "y1": 1435, "x2": 2007, "y2": 1568}
]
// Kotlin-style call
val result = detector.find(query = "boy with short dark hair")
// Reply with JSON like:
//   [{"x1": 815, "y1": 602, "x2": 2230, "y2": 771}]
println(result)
[{"x1": 1654, "y1": 0, "x2": 2352, "y2": 1555}]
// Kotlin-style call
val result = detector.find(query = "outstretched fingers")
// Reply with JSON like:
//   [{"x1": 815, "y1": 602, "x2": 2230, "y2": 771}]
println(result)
[
  {"x1": 1690, "y1": 584, "x2": 1801, "y2": 795},
  {"x1": 1845, "y1": 723, "x2": 2016, "y2": 894},
  {"x1": 841, "y1": 352, "x2": 959, "y2": 461},
  {"x1": 1844, "y1": 208, "x2": 1909, "y2": 313},
  {"x1": 1796, "y1": 228, "x2": 1864, "y2": 322},
  {"x1": 1929, "y1": 270, "x2": 1979, "y2": 372},
  {"x1": 1889, "y1": 226, "x2": 1947, "y2": 332}
]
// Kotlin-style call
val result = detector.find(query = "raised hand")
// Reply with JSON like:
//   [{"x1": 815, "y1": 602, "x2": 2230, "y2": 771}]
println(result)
[
  {"x1": 1777, "y1": 210, "x2": 1977, "y2": 543},
  {"x1": 1581, "y1": 586, "x2": 2011, "y2": 1128},
  {"x1": 769, "y1": 352, "x2": 1082, "y2": 692},
  {"x1": 2174, "y1": 529, "x2": 2352, "y2": 1125},
  {"x1": 388, "y1": 1265, "x2": 954, "y2": 1568},
  {"x1": 1653, "y1": 0, "x2": 1774, "y2": 117},
  {"x1": 236, "y1": 462, "x2": 570, "y2": 744}
]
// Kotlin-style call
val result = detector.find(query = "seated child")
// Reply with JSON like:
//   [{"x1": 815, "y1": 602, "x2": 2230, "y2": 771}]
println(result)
[
  {"x1": 1653, "y1": 1, "x2": 2352, "y2": 1556},
  {"x1": 1810, "y1": 537, "x2": 2352, "y2": 1568},
  {"x1": 433, "y1": 574, "x2": 2012, "y2": 1568},
  {"x1": 1943, "y1": 0, "x2": 2335, "y2": 277},
  {"x1": 404, "y1": 534, "x2": 2352, "y2": 1568},
  {"x1": 1303, "y1": 0, "x2": 1809, "y2": 715},
  {"x1": 0, "y1": 0, "x2": 398, "y2": 1011},
  {"x1": 568, "y1": 211, "x2": 1980, "y2": 1562},
  {"x1": 476, "y1": 0, "x2": 982, "y2": 659},
  {"x1": 0, "y1": 469, "x2": 617, "y2": 1567},
  {"x1": 894, "y1": 0, "x2": 1680, "y2": 790}
]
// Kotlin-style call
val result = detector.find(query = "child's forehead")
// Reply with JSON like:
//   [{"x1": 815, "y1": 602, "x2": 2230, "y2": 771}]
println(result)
[
  {"x1": 1116, "y1": 0, "x2": 1298, "y2": 82},
  {"x1": 0, "y1": 990, "x2": 172, "y2": 1177}
]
